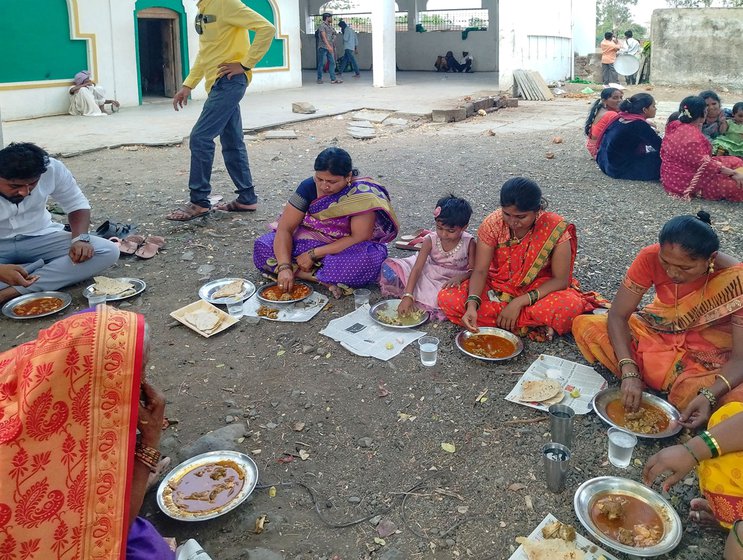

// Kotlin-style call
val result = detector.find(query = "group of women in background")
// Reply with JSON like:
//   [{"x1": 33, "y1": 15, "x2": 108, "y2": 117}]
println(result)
[{"x1": 585, "y1": 88, "x2": 743, "y2": 201}]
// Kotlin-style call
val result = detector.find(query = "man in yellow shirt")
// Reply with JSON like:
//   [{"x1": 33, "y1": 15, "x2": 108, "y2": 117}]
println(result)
[{"x1": 167, "y1": 0, "x2": 275, "y2": 221}]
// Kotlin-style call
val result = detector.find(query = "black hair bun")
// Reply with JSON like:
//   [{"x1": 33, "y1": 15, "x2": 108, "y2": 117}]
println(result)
[{"x1": 696, "y1": 210, "x2": 712, "y2": 225}]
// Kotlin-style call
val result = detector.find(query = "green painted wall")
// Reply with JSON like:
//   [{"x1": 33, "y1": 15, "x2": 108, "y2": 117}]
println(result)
[
  {"x1": 0, "y1": 0, "x2": 88, "y2": 83},
  {"x1": 244, "y1": 0, "x2": 285, "y2": 68}
]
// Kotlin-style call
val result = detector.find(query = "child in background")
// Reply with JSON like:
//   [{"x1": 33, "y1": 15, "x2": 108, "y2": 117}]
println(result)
[
  {"x1": 380, "y1": 195, "x2": 475, "y2": 320},
  {"x1": 713, "y1": 102, "x2": 743, "y2": 157}
]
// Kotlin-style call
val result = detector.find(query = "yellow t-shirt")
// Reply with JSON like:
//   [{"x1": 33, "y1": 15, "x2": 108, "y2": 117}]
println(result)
[{"x1": 184, "y1": 0, "x2": 276, "y2": 93}]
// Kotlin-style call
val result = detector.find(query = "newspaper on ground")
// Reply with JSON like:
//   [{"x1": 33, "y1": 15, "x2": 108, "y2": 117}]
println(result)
[
  {"x1": 319, "y1": 304, "x2": 425, "y2": 360},
  {"x1": 505, "y1": 354, "x2": 608, "y2": 415},
  {"x1": 507, "y1": 513, "x2": 619, "y2": 560},
  {"x1": 242, "y1": 291, "x2": 329, "y2": 323}
]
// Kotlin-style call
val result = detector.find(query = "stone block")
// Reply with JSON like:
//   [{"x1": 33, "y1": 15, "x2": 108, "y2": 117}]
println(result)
[
  {"x1": 472, "y1": 97, "x2": 495, "y2": 112},
  {"x1": 431, "y1": 107, "x2": 467, "y2": 123},
  {"x1": 464, "y1": 102, "x2": 475, "y2": 117},
  {"x1": 347, "y1": 126, "x2": 375, "y2": 139},
  {"x1": 353, "y1": 110, "x2": 390, "y2": 123},
  {"x1": 503, "y1": 97, "x2": 519, "y2": 108},
  {"x1": 350, "y1": 119, "x2": 374, "y2": 128},
  {"x1": 264, "y1": 130, "x2": 298, "y2": 139},
  {"x1": 291, "y1": 102, "x2": 316, "y2": 114}
]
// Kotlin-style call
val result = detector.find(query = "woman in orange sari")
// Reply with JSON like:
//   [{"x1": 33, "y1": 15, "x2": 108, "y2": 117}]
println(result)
[
  {"x1": 584, "y1": 87, "x2": 623, "y2": 158},
  {"x1": 0, "y1": 306, "x2": 174, "y2": 560},
  {"x1": 438, "y1": 177, "x2": 604, "y2": 339},
  {"x1": 573, "y1": 212, "x2": 743, "y2": 427}
]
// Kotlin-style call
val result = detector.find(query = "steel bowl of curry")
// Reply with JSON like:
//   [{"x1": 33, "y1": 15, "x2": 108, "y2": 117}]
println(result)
[
  {"x1": 574, "y1": 476, "x2": 682, "y2": 556},
  {"x1": 2, "y1": 291, "x2": 72, "y2": 319},
  {"x1": 256, "y1": 281, "x2": 313, "y2": 305},
  {"x1": 592, "y1": 388, "x2": 682, "y2": 439},
  {"x1": 455, "y1": 327, "x2": 523, "y2": 362},
  {"x1": 157, "y1": 450, "x2": 258, "y2": 521}
]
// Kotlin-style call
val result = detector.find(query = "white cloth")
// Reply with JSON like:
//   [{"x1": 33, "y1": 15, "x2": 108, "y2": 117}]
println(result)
[
  {"x1": 0, "y1": 158, "x2": 90, "y2": 239},
  {"x1": 69, "y1": 85, "x2": 107, "y2": 117}
]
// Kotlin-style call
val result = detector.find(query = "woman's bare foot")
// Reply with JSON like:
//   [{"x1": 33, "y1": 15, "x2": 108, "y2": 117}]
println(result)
[
  {"x1": 690, "y1": 498, "x2": 724, "y2": 528},
  {"x1": 324, "y1": 283, "x2": 343, "y2": 299}
]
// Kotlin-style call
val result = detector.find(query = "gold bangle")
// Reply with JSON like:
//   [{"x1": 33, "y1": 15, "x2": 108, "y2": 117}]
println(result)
[
  {"x1": 401, "y1": 292, "x2": 415, "y2": 301},
  {"x1": 621, "y1": 371, "x2": 641, "y2": 381},
  {"x1": 716, "y1": 374, "x2": 732, "y2": 393},
  {"x1": 617, "y1": 358, "x2": 638, "y2": 370},
  {"x1": 276, "y1": 263, "x2": 292, "y2": 273}
]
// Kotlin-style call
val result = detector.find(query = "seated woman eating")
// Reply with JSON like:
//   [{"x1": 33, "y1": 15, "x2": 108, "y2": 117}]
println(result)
[
  {"x1": 573, "y1": 213, "x2": 743, "y2": 426},
  {"x1": 584, "y1": 87, "x2": 623, "y2": 158},
  {"x1": 253, "y1": 147, "x2": 399, "y2": 298},
  {"x1": 0, "y1": 306, "x2": 175, "y2": 559},
  {"x1": 438, "y1": 177, "x2": 604, "y2": 340},
  {"x1": 644, "y1": 401, "x2": 743, "y2": 560},
  {"x1": 596, "y1": 93, "x2": 662, "y2": 181},
  {"x1": 661, "y1": 96, "x2": 743, "y2": 201}
]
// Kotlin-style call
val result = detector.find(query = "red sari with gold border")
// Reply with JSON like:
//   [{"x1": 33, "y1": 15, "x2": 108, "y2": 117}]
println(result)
[
  {"x1": 0, "y1": 306, "x2": 143, "y2": 559},
  {"x1": 438, "y1": 210, "x2": 604, "y2": 335}
]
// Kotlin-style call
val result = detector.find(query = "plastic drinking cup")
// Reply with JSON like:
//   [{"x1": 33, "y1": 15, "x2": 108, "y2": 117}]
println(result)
[
  {"x1": 226, "y1": 299, "x2": 244, "y2": 317},
  {"x1": 549, "y1": 404, "x2": 575, "y2": 449},
  {"x1": 607, "y1": 427, "x2": 638, "y2": 468},
  {"x1": 418, "y1": 336, "x2": 439, "y2": 366},
  {"x1": 86, "y1": 293, "x2": 107, "y2": 308},
  {"x1": 353, "y1": 289, "x2": 371, "y2": 309}
]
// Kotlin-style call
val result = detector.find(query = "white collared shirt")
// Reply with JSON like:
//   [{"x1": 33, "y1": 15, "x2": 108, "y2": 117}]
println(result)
[{"x1": 0, "y1": 158, "x2": 90, "y2": 239}]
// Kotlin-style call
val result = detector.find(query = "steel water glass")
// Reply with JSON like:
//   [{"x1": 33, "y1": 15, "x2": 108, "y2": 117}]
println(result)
[
  {"x1": 543, "y1": 442, "x2": 571, "y2": 493},
  {"x1": 549, "y1": 404, "x2": 575, "y2": 448}
]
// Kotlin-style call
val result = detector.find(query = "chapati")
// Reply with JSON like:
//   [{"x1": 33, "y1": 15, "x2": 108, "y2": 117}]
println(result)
[
  {"x1": 92, "y1": 276, "x2": 135, "y2": 296},
  {"x1": 212, "y1": 280, "x2": 244, "y2": 299},
  {"x1": 516, "y1": 537, "x2": 585, "y2": 560},
  {"x1": 518, "y1": 379, "x2": 562, "y2": 402},
  {"x1": 183, "y1": 309, "x2": 223, "y2": 333}
]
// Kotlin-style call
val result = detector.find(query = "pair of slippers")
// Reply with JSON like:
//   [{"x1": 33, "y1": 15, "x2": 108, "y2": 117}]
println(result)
[
  {"x1": 111, "y1": 235, "x2": 166, "y2": 259},
  {"x1": 394, "y1": 228, "x2": 432, "y2": 251}
]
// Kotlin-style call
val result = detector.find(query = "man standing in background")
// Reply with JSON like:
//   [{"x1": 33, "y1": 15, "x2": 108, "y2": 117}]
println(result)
[
  {"x1": 338, "y1": 20, "x2": 361, "y2": 79},
  {"x1": 316, "y1": 13, "x2": 342, "y2": 84},
  {"x1": 620, "y1": 30, "x2": 641, "y2": 85},
  {"x1": 600, "y1": 31, "x2": 620, "y2": 86},
  {"x1": 167, "y1": 0, "x2": 275, "y2": 221}
]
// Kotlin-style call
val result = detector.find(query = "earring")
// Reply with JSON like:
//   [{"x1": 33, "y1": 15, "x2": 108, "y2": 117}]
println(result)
[{"x1": 708, "y1": 260, "x2": 715, "y2": 274}]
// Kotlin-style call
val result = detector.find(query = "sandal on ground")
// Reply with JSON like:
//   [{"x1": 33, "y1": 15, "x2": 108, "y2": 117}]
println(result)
[
  {"x1": 214, "y1": 199, "x2": 258, "y2": 212},
  {"x1": 331, "y1": 79, "x2": 343, "y2": 84},
  {"x1": 94, "y1": 220, "x2": 137, "y2": 239},
  {"x1": 135, "y1": 236, "x2": 167, "y2": 259},
  {"x1": 114, "y1": 234, "x2": 145, "y2": 255},
  {"x1": 166, "y1": 203, "x2": 210, "y2": 221},
  {"x1": 394, "y1": 229, "x2": 432, "y2": 251}
]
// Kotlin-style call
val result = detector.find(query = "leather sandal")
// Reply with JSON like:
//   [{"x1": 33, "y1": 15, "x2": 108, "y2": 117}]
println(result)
[
  {"x1": 135, "y1": 236, "x2": 167, "y2": 259},
  {"x1": 95, "y1": 220, "x2": 137, "y2": 239},
  {"x1": 166, "y1": 203, "x2": 210, "y2": 221}
]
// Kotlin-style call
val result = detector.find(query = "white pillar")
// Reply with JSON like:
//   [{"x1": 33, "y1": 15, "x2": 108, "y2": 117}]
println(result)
[{"x1": 371, "y1": 0, "x2": 396, "y2": 87}]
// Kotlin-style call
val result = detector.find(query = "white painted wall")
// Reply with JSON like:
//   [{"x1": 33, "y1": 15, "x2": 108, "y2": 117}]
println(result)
[
  {"x1": 572, "y1": 0, "x2": 597, "y2": 55},
  {"x1": 0, "y1": 0, "x2": 301, "y2": 121}
]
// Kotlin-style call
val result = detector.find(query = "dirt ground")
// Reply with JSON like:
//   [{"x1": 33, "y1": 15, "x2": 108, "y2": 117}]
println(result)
[{"x1": 3, "y1": 83, "x2": 742, "y2": 560}]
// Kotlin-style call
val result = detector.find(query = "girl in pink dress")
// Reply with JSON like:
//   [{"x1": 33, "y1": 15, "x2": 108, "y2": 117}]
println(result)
[{"x1": 379, "y1": 195, "x2": 475, "y2": 320}]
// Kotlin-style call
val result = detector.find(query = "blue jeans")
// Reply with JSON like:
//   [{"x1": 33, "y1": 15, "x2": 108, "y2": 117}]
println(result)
[
  {"x1": 188, "y1": 73, "x2": 256, "y2": 208},
  {"x1": 340, "y1": 49, "x2": 359, "y2": 75},
  {"x1": 316, "y1": 47, "x2": 336, "y2": 81}
]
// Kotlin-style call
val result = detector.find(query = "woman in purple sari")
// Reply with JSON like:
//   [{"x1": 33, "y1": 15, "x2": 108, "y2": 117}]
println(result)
[{"x1": 254, "y1": 148, "x2": 399, "y2": 297}]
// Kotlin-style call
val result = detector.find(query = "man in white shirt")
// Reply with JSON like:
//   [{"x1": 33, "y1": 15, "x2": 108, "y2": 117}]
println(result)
[
  {"x1": 620, "y1": 30, "x2": 641, "y2": 85},
  {"x1": 0, "y1": 142, "x2": 119, "y2": 304}
]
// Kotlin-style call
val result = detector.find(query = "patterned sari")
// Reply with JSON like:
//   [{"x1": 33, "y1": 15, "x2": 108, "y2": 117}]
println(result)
[
  {"x1": 438, "y1": 210, "x2": 604, "y2": 335},
  {"x1": 0, "y1": 307, "x2": 171, "y2": 560},
  {"x1": 254, "y1": 178, "x2": 399, "y2": 287},
  {"x1": 573, "y1": 245, "x2": 743, "y2": 409},
  {"x1": 699, "y1": 402, "x2": 743, "y2": 528},
  {"x1": 660, "y1": 120, "x2": 743, "y2": 201}
]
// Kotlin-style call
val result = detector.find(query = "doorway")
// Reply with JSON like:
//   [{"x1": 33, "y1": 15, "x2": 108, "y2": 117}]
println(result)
[{"x1": 137, "y1": 8, "x2": 182, "y2": 98}]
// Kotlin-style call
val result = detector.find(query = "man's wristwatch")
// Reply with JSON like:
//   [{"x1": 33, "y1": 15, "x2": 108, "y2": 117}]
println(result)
[{"x1": 71, "y1": 233, "x2": 91, "y2": 244}]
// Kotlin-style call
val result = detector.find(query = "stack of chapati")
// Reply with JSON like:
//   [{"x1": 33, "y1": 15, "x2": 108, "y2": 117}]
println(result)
[
  {"x1": 518, "y1": 379, "x2": 564, "y2": 405},
  {"x1": 91, "y1": 276, "x2": 137, "y2": 298},
  {"x1": 182, "y1": 308, "x2": 224, "y2": 335},
  {"x1": 212, "y1": 280, "x2": 244, "y2": 300},
  {"x1": 515, "y1": 536, "x2": 585, "y2": 560}
]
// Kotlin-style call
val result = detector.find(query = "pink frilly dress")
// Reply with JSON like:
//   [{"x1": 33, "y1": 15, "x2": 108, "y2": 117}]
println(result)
[{"x1": 379, "y1": 231, "x2": 473, "y2": 320}]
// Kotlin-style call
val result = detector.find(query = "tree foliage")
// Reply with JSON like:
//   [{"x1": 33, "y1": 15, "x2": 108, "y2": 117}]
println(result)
[{"x1": 596, "y1": 0, "x2": 647, "y2": 45}]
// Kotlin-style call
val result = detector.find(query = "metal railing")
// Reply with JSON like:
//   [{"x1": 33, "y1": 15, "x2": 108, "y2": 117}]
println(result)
[
  {"x1": 417, "y1": 9, "x2": 488, "y2": 31},
  {"x1": 309, "y1": 12, "x2": 409, "y2": 34}
]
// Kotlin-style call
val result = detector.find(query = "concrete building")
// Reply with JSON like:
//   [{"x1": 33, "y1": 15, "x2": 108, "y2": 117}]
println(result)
[{"x1": 0, "y1": 0, "x2": 595, "y2": 121}]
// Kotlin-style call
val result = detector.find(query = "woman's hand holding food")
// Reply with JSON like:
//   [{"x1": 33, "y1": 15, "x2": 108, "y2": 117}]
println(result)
[
  {"x1": 678, "y1": 394, "x2": 712, "y2": 429},
  {"x1": 397, "y1": 296, "x2": 416, "y2": 317},
  {"x1": 277, "y1": 268, "x2": 295, "y2": 293},
  {"x1": 462, "y1": 304, "x2": 480, "y2": 333},
  {"x1": 620, "y1": 377, "x2": 644, "y2": 412}
]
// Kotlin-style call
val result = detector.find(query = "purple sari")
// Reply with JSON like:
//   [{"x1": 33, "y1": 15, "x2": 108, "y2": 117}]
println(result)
[{"x1": 254, "y1": 178, "x2": 399, "y2": 287}]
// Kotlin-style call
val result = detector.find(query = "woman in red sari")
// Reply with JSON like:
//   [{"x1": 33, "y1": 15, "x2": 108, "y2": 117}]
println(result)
[
  {"x1": 438, "y1": 178, "x2": 604, "y2": 339},
  {"x1": 661, "y1": 95, "x2": 743, "y2": 201},
  {"x1": 0, "y1": 306, "x2": 174, "y2": 560}
]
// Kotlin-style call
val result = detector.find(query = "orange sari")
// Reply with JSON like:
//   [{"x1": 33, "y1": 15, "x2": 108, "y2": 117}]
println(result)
[
  {"x1": 573, "y1": 244, "x2": 743, "y2": 409},
  {"x1": 0, "y1": 307, "x2": 144, "y2": 560},
  {"x1": 438, "y1": 210, "x2": 605, "y2": 335}
]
